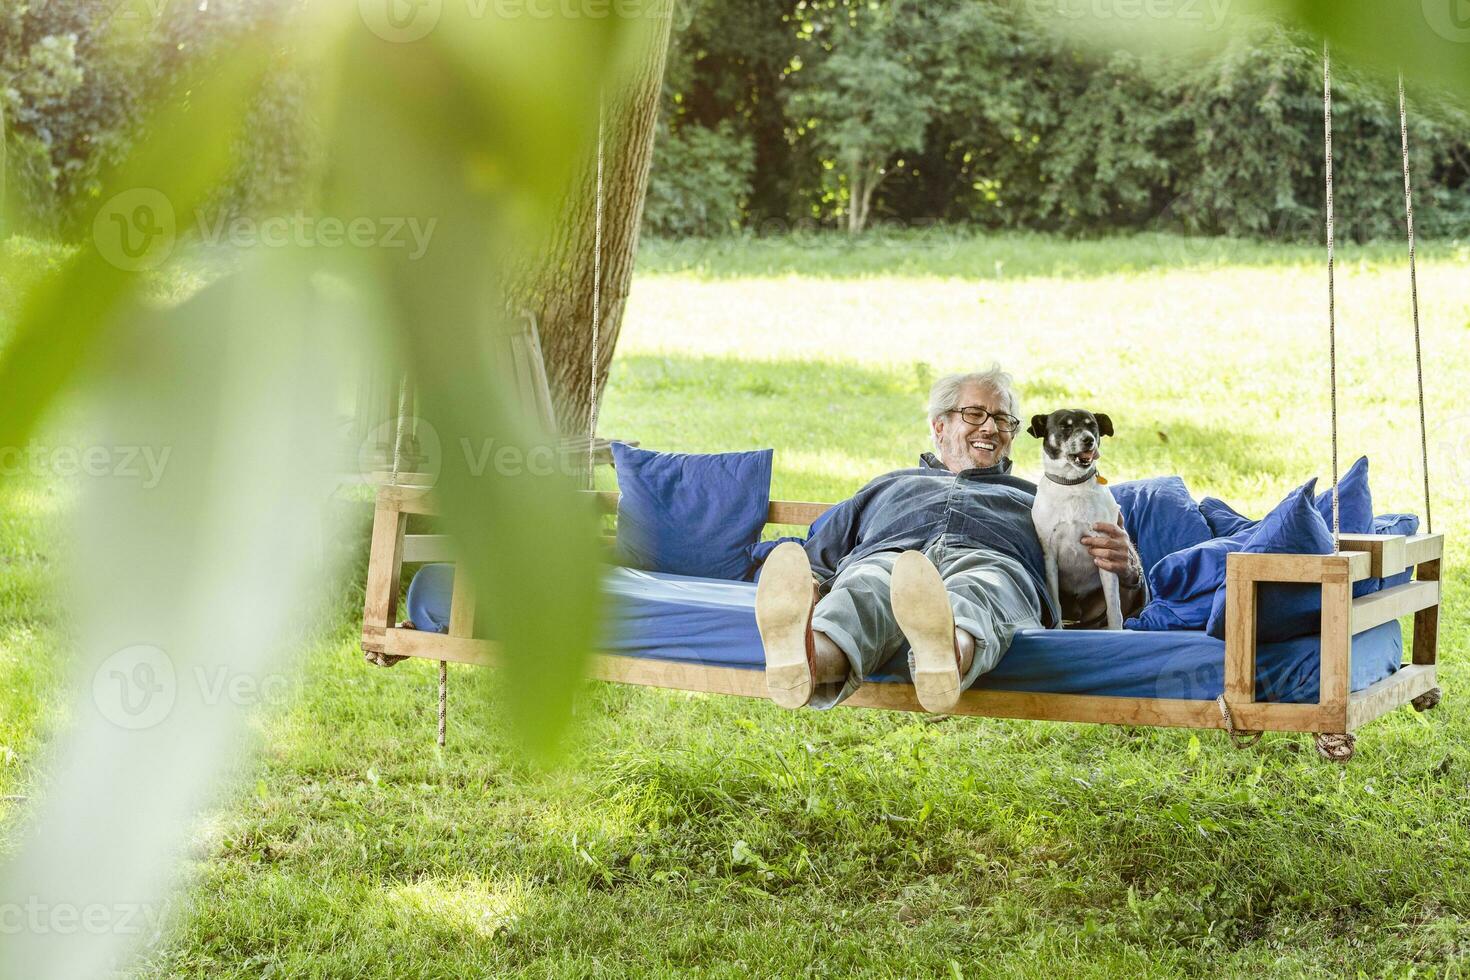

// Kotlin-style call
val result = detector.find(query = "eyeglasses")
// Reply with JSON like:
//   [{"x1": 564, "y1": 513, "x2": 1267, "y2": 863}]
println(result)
[{"x1": 950, "y1": 405, "x2": 1021, "y2": 432}]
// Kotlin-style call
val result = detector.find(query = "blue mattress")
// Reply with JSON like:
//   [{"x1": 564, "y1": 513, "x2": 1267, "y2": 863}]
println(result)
[{"x1": 405, "y1": 564, "x2": 1403, "y2": 703}]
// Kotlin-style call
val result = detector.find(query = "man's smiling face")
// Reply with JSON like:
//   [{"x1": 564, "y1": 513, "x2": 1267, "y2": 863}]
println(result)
[{"x1": 932, "y1": 382, "x2": 1016, "y2": 473}]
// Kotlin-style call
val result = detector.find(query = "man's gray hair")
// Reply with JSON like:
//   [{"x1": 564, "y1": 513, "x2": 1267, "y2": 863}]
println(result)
[{"x1": 927, "y1": 365, "x2": 1022, "y2": 433}]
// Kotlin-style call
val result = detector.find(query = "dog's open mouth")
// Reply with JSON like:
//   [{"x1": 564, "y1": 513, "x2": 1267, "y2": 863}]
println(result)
[{"x1": 1069, "y1": 450, "x2": 1099, "y2": 467}]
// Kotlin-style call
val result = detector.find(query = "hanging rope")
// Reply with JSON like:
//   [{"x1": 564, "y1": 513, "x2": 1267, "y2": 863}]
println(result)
[
  {"x1": 1398, "y1": 74, "x2": 1433, "y2": 534},
  {"x1": 1216, "y1": 695, "x2": 1263, "y2": 749},
  {"x1": 1323, "y1": 44, "x2": 1340, "y2": 552},
  {"x1": 391, "y1": 373, "x2": 410, "y2": 486},
  {"x1": 587, "y1": 92, "x2": 606, "y2": 490},
  {"x1": 438, "y1": 660, "x2": 448, "y2": 747}
]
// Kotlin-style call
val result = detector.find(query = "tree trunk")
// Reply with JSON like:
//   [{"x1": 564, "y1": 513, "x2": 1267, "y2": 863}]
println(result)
[
  {"x1": 0, "y1": 98, "x2": 7, "y2": 234},
  {"x1": 504, "y1": 11, "x2": 675, "y2": 438},
  {"x1": 847, "y1": 166, "x2": 866, "y2": 235}
]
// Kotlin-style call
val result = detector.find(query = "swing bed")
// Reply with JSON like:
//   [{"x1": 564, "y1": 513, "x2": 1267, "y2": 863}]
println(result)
[{"x1": 360, "y1": 52, "x2": 1447, "y2": 763}]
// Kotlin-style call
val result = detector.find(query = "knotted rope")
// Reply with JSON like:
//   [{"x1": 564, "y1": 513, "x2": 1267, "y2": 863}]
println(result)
[{"x1": 1215, "y1": 695, "x2": 1263, "y2": 749}]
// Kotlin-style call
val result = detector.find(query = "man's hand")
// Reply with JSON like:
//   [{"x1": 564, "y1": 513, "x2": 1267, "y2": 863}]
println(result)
[{"x1": 1081, "y1": 522, "x2": 1141, "y2": 588}]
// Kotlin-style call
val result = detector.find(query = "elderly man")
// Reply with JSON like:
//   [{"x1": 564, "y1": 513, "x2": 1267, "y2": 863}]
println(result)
[{"x1": 756, "y1": 366, "x2": 1146, "y2": 713}]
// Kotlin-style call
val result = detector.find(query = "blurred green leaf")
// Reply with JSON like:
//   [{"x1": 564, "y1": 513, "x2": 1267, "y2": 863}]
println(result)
[{"x1": 0, "y1": 47, "x2": 270, "y2": 461}]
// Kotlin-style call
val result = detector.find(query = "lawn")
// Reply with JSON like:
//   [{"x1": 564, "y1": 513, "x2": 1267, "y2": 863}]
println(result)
[{"x1": 4, "y1": 230, "x2": 1470, "y2": 977}]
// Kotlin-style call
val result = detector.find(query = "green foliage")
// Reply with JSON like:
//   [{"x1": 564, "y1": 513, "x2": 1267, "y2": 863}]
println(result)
[
  {"x1": 643, "y1": 119, "x2": 754, "y2": 236},
  {"x1": 785, "y1": 4, "x2": 933, "y2": 232},
  {"x1": 0, "y1": 0, "x2": 316, "y2": 236},
  {"x1": 650, "y1": 0, "x2": 1470, "y2": 239}
]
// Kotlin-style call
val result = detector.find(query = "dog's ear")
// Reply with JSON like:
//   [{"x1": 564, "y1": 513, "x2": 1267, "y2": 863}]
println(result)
[
  {"x1": 1094, "y1": 413, "x2": 1114, "y2": 438},
  {"x1": 1027, "y1": 414, "x2": 1050, "y2": 439}
]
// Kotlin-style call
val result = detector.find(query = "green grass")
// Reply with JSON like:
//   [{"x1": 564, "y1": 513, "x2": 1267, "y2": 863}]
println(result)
[{"x1": 5, "y1": 231, "x2": 1470, "y2": 977}]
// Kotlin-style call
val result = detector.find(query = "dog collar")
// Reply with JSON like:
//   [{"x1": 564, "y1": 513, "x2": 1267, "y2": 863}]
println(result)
[{"x1": 1045, "y1": 467, "x2": 1100, "y2": 486}]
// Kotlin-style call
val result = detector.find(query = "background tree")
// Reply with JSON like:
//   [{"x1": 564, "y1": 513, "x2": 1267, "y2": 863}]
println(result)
[{"x1": 787, "y1": 7, "x2": 932, "y2": 234}]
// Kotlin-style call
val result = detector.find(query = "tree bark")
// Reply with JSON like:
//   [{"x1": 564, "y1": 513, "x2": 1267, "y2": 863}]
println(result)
[{"x1": 504, "y1": 10, "x2": 675, "y2": 438}]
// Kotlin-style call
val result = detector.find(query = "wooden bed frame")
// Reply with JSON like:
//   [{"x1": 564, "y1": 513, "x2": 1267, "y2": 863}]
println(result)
[{"x1": 361, "y1": 482, "x2": 1445, "y2": 759}]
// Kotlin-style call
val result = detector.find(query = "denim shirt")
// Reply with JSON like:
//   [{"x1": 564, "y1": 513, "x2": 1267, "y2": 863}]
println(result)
[{"x1": 804, "y1": 454, "x2": 1061, "y2": 627}]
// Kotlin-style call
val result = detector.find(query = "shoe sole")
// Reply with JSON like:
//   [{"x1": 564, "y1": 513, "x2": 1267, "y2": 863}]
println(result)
[
  {"x1": 891, "y1": 550, "x2": 961, "y2": 713},
  {"x1": 755, "y1": 542, "x2": 816, "y2": 708}
]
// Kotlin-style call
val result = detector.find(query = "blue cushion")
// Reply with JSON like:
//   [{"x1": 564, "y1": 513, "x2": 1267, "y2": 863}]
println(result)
[
  {"x1": 1315, "y1": 456, "x2": 1373, "y2": 535},
  {"x1": 1199, "y1": 496, "x2": 1255, "y2": 538},
  {"x1": 611, "y1": 444, "x2": 773, "y2": 581},
  {"x1": 1108, "y1": 476, "x2": 1214, "y2": 578},
  {"x1": 1204, "y1": 479, "x2": 1334, "y2": 642},
  {"x1": 1369, "y1": 513, "x2": 1422, "y2": 590},
  {"x1": 1127, "y1": 533, "x2": 1250, "y2": 631}
]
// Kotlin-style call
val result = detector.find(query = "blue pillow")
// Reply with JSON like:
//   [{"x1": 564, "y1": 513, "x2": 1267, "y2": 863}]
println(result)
[
  {"x1": 1205, "y1": 479, "x2": 1334, "y2": 642},
  {"x1": 1199, "y1": 496, "x2": 1255, "y2": 538},
  {"x1": 1127, "y1": 533, "x2": 1251, "y2": 631},
  {"x1": 1373, "y1": 513, "x2": 1421, "y2": 590},
  {"x1": 1315, "y1": 456, "x2": 1373, "y2": 535},
  {"x1": 612, "y1": 444, "x2": 773, "y2": 581},
  {"x1": 1108, "y1": 477, "x2": 1214, "y2": 578}
]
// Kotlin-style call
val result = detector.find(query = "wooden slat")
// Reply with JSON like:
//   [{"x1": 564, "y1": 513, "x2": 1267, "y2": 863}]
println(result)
[
  {"x1": 1337, "y1": 533, "x2": 1409, "y2": 579},
  {"x1": 1224, "y1": 562, "x2": 1258, "y2": 706},
  {"x1": 368, "y1": 471, "x2": 436, "y2": 488},
  {"x1": 448, "y1": 570, "x2": 476, "y2": 639},
  {"x1": 378, "y1": 484, "x2": 438, "y2": 515},
  {"x1": 767, "y1": 500, "x2": 832, "y2": 526},
  {"x1": 1405, "y1": 533, "x2": 1443, "y2": 567},
  {"x1": 379, "y1": 628, "x2": 488, "y2": 666},
  {"x1": 1318, "y1": 573, "x2": 1351, "y2": 725},
  {"x1": 1346, "y1": 664, "x2": 1438, "y2": 730},
  {"x1": 1350, "y1": 580, "x2": 1440, "y2": 635},
  {"x1": 1227, "y1": 551, "x2": 1370, "y2": 584},
  {"x1": 403, "y1": 534, "x2": 455, "y2": 563},
  {"x1": 587, "y1": 491, "x2": 833, "y2": 528},
  {"x1": 362, "y1": 503, "x2": 406, "y2": 631},
  {"x1": 1414, "y1": 558, "x2": 1441, "y2": 666},
  {"x1": 371, "y1": 628, "x2": 1341, "y2": 733}
]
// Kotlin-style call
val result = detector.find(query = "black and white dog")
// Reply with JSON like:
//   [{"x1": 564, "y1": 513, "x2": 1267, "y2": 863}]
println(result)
[{"x1": 1028, "y1": 410, "x2": 1124, "y2": 630}]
